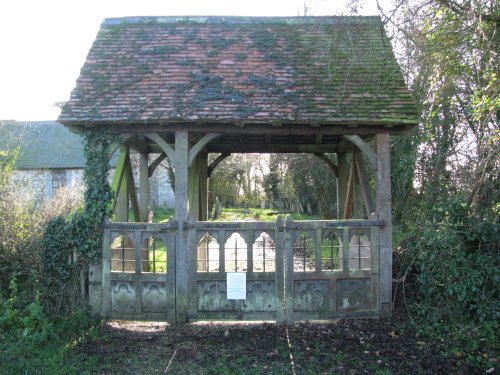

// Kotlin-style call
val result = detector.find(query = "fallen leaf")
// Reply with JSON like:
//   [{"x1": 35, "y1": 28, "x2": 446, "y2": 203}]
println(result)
[{"x1": 388, "y1": 331, "x2": 399, "y2": 338}]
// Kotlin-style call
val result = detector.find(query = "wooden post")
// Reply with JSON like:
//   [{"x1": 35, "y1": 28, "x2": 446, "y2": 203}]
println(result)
[
  {"x1": 175, "y1": 131, "x2": 189, "y2": 323},
  {"x1": 343, "y1": 155, "x2": 355, "y2": 219},
  {"x1": 111, "y1": 145, "x2": 128, "y2": 213},
  {"x1": 117, "y1": 149, "x2": 129, "y2": 222},
  {"x1": 127, "y1": 161, "x2": 140, "y2": 222},
  {"x1": 336, "y1": 153, "x2": 349, "y2": 219},
  {"x1": 274, "y1": 215, "x2": 285, "y2": 324},
  {"x1": 375, "y1": 134, "x2": 393, "y2": 318},
  {"x1": 101, "y1": 228, "x2": 111, "y2": 318},
  {"x1": 139, "y1": 152, "x2": 150, "y2": 222},
  {"x1": 199, "y1": 152, "x2": 209, "y2": 221},
  {"x1": 284, "y1": 215, "x2": 294, "y2": 323},
  {"x1": 194, "y1": 153, "x2": 209, "y2": 272},
  {"x1": 352, "y1": 152, "x2": 366, "y2": 219},
  {"x1": 188, "y1": 154, "x2": 201, "y2": 220},
  {"x1": 354, "y1": 152, "x2": 375, "y2": 217}
]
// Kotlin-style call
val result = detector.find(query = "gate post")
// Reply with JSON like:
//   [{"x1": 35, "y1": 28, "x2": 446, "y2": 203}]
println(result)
[
  {"x1": 174, "y1": 131, "x2": 189, "y2": 323},
  {"x1": 274, "y1": 215, "x2": 285, "y2": 324},
  {"x1": 284, "y1": 215, "x2": 294, "y2": 323},
  {"x1": 88, "y1": 262, "x2": 102, "y2": 315},
  {"x1": 101, "y1": 227, "x2": 111, "y2": 318},
  {"x1": 375, "y1": 134, "x2": 393, "y2": 318}
]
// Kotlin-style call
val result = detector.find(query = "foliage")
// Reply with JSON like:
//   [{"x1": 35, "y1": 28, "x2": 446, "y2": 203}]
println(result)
[
  {"x1": 380, "y1": 1, "x2": 499, "y2": 366},
  {"x1": 0, "y1": 128, "x2": 114, "y2": 373},
  {"x1": 263, "y1": 154, "x2": 337, "y2": 218},
  {"x1": 395, "y1": 200, "x2": 499, "y2": 323},
  {"x1": 208, "y1": 153, "x2": 266, "y2": 212},
  {"x1": 42, "y1": 131, "x2": 114, "y2": 274},
  {"x1": 0, "y1": 276, "x2": 102, "y2": 375},
  {"x1": 0, "y1": 148, "x2": 18, "y2": 189}
]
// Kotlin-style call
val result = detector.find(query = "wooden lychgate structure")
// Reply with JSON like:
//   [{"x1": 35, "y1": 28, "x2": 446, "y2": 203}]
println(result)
[{"x1": 59, "y1": 16, "x2": 419, "y2": 323}]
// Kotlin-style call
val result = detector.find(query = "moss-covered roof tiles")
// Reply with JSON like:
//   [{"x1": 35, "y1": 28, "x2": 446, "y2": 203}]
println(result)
[{"x1": 59, "y1": 16, "x2": 419, "y2": 127}]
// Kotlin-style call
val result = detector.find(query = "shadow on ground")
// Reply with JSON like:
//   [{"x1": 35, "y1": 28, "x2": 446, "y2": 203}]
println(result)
[{"x1": 76, "y1": 310, "x2": 481, "y2": 374}]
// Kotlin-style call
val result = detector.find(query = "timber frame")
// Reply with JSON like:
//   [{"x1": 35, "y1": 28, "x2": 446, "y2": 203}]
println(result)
[
  {"x1": 87, "y1": 126, "x2": 395, "y2": 323},
  {"x1": 59, "y1": 16, "x2": 419, "y2": 323}
]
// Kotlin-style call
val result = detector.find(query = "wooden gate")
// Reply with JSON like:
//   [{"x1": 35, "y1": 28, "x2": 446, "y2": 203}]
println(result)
[
  {"x1": 94, "y1": 216, "x2": 383, "y2": 322},
  {"x1": 186, "y1": 218, "x2": 285, "y2": 321},
  {"x1": 100, "y1": 219, "x2": 176, "y2": 320},
  {"x1": 284, "y1": 214, "x2": 382, "y2": 321}
]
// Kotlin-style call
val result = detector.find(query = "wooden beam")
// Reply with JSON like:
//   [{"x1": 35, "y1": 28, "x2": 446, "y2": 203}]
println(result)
[
  {"x1": 111, "y1": 145, "x2": 128, "y2": 197},
  {"x1": 199, "y1": 152, "x2": 209, "y2": 221},
  {"x1": 208, "y1": 152, "x2": 231, "y2": 177},
  {"x1": 354, "y1": 152, "x2": 375, "y2": 216},
  {"x1": 314, "y1": 153, "x2": 338, "y2": 177},
  {"x1": 116, "y1": 156, "x2": 129, "y2": 222},
  {"x1": 139, "y1": 152, "x2": 149, "y2": 222},
  {"x1": 188, "y1": 133, "x2": 221, "y2": 167},
  {"x1": 336, "y1": 153, "x2": 349, "y2": 219},
  {"x1": 208, "y1": 144, "x2": 338, "y2": 154},
  {"x1": 148, "y1": 153, "x2": 167, "y2": 177},
  {"x1": 187, "y1": 155, "x2": 200, "y2": 220},
  {"x1": 65, "y1": 122, "x2": 415, "y2": 136},
  {"x1": 127, "y1": 160, "x2": 140, "y2": 222},
  {"x1": 126, "y1": 134, "x2": 150, "y2": 154},
  {"x1": 343, "y1": 156, "x2": 356, "y2": 220},
  {"x1": 352, "y1": 152, "x2": 366, "y2": 219},
  {"x1": 144, "y1": 133, "x2": 175, "y2": 164},
  {"x1": 111, "y1": 145, "x2": 129, "y2": 216},
  {"x1": 109, "y1": 134, "x2": 134, "y2": 160},
  {"x1": 343, "y1": 135, "x2": 377, "y2": 169}
]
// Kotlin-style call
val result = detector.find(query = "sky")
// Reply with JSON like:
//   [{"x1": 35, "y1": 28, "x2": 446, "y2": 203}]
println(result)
[{"x1": 0, "y1": 0, "x2": 385, "y2": 121}]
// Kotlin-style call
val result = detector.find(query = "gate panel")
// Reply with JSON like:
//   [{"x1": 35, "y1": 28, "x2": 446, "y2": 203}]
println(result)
[
  {"x1": 285, "y1": 214, "x2": 382, "y2": 321},
  {"x1": 102, "y1": 220, "x2": 176, "y2": 322},
  {"x1": 187, "y1": 220, "x2": 283, "y2": 321}
]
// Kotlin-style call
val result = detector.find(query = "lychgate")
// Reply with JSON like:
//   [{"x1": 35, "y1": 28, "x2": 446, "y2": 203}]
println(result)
[{"x1": 59, "y1": 16, "x2": 419, "y2": 323}]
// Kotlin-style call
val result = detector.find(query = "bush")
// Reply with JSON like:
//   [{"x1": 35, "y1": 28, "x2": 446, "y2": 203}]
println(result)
[{"x1": 396, "y1": 200, "x2": 499, "y2": 324}]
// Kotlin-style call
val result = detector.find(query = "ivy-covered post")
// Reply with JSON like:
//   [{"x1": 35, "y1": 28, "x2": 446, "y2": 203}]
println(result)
[{"x1": 81, "y1": 130, "x2": 114, "y2": 314}]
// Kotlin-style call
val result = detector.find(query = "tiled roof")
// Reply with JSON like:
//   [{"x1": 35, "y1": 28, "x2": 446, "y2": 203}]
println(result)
[
  {"x1": 0, "y1": 121, "x2": 87, "y2": 169},
  {"x1": 59, "y1": 16, "x2": 419, "y2": 126}
]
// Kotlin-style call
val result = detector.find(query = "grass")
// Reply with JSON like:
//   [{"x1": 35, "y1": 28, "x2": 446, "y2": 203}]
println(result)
[
  {"x1": 153, "y1": 207, "x2": 175, "y2": 223},
  {"x1": 151, "y1": 207, "x2": 319, "y2": 223},
  {"x1": 0, "y1": 310, "x2": 106, "y2": 375}
]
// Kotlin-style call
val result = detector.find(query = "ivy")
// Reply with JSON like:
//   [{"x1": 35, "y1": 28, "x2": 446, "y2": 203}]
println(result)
[
  {"x1": 42, "y1": 131, "x2": 115, "y2": 281},
  {"x1": 78, "y1": 130, "x2": 115, "y2": 263}
]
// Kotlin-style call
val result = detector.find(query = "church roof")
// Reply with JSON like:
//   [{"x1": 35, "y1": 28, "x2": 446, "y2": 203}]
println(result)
[{"x1": 0, "y1": 121, "x2": 86, "y2": 169}]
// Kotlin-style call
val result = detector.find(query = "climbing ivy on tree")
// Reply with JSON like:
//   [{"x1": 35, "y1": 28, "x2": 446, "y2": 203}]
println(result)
[
  {"x1": 77, "y1": 130, "x2": 115, "y2": 263},
  {"x1": 42, "y1": 131, "x2": 115, "y2": 281}
]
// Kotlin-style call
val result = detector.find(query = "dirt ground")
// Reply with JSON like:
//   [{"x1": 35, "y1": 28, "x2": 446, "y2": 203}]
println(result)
[{"x1": 76, "y1": 307, "x2": 488, "y2": 374}]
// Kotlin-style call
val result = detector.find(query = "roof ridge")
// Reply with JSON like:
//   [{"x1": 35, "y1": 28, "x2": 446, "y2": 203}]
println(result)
[{"x1": 101, "y1": 15, "x2": 382, "y2": 27}]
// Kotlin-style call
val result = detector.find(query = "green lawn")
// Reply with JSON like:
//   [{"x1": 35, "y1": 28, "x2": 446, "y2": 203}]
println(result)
[{"x1": 151, "y1": 207, "x2": 319, "y2": 223}]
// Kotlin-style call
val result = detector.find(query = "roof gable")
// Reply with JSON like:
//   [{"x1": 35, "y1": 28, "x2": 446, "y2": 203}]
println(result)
[{"x1": 59, "y1": 16, "x2": 419, "y2": 127}]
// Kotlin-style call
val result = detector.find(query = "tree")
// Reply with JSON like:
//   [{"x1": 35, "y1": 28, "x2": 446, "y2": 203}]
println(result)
[{"x1": 379, "y1": 0, "x2": 499, "y2": 326}]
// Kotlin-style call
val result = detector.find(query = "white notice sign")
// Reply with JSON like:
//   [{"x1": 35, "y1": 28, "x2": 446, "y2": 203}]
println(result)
[{"x1": 226, "y1": 272, "x2": 246, "y2": 300}]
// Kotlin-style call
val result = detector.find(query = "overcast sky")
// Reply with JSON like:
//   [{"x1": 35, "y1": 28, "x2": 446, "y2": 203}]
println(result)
[{"x1": 0, "y1": 0, "x2": 386, "y2": 121}]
